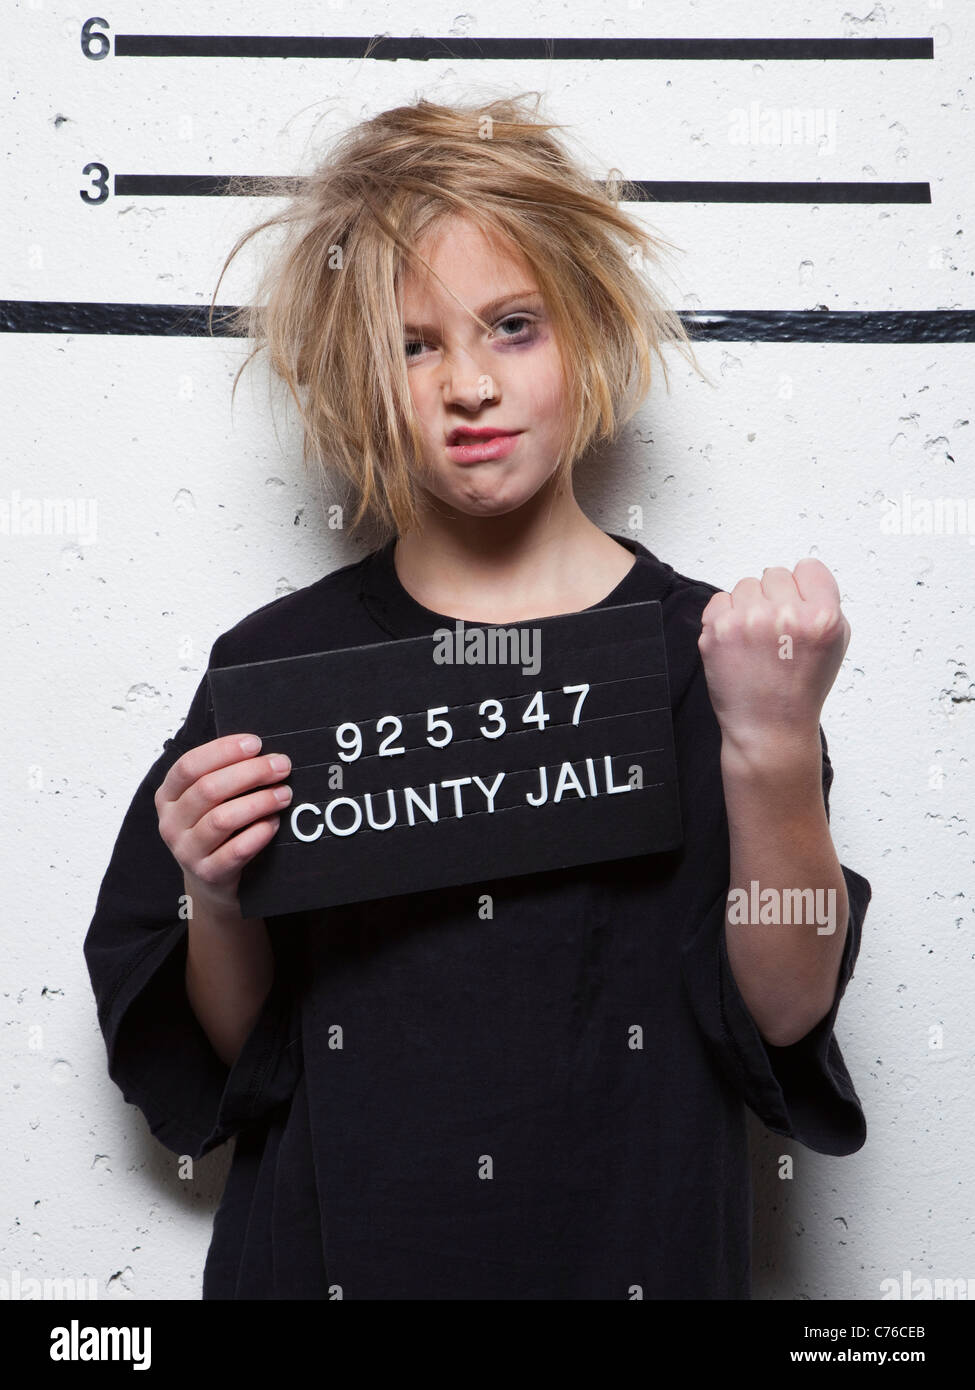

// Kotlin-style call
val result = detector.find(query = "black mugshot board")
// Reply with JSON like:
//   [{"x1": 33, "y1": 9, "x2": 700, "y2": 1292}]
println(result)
[{"x1": 207, "y1": 600, "x2": 683, "y2": 917}]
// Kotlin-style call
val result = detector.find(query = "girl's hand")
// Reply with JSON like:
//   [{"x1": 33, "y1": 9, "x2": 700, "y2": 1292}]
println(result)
[
  {"x1": 697, "y1": 558, "x2": 851, "y2": 761},
  {"x1": 154, "y1": 735, "x2": 292, "y2": 919}
]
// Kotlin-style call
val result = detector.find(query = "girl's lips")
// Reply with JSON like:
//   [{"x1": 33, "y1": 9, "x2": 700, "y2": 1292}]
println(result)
[{"x1": 446, "y1": 432, "x2": 522, "y2": 463}]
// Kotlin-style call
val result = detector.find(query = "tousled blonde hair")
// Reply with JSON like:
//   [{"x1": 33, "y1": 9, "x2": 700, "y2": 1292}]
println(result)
[{"x1": 211, "y1": 92, "x2": 704, "y2": 549}]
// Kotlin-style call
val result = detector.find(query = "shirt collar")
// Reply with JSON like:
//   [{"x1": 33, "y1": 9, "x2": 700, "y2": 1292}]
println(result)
[{"x1": 359, "y1": 530, "x2": 675, "y2": 639}]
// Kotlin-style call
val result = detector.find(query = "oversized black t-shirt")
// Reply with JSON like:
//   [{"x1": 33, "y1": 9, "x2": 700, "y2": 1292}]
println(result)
[{"x1": 84, "y1": 532, "x2": 872, "y2": 1300}]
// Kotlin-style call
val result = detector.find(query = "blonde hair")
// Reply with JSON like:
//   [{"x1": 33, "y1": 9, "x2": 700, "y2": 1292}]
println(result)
[{"x1": 211, "y1": 92, "x2": 705, "y2": 549}]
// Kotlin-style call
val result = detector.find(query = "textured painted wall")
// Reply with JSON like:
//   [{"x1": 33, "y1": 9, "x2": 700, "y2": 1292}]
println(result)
[{"x1": 2, "y1": 0, "x2": 972, "y2": 1302}]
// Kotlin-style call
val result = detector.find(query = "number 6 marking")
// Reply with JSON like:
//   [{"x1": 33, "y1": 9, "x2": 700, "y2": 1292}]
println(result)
[{"x1": 81, "y1": 18, "x2": 111, "y2": 60}]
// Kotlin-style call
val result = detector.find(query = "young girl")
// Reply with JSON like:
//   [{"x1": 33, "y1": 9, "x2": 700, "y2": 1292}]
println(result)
[{"x1": 84, "y1": 95, "x2": 871, "y2": 1300}]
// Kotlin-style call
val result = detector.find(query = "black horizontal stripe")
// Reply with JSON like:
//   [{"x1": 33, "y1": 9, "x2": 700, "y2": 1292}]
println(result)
[
  {"x1": 113, "y1": 174, "x2": 299, "y2": 197},
  {"x1": 111, "y1": 174, "x2": 931, "y2": 203},
  {"x1": 635, "y1": 181, "x2": 930, "y2": 204},
  {"x1": 113, "y1": 35, "x2": 933, "y2": 61},
  {"x1": 3, "y1": 302, "x2": 972, "y2": 342},
  {"x1": 682, "y1": 311, "x2": 975, "y2": 343}
]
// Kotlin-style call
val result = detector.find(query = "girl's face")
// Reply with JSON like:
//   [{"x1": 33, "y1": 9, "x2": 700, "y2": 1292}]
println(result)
[{"x1": 397, "y1": 217, "x2": 568, "y2": 520}]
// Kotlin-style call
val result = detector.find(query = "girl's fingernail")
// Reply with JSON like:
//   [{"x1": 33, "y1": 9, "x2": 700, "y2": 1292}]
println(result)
[
  {"x1": 239, "y1": 736, "x2": 261, "y2": 754},
  {"x1": 273, "y1": 785, "x2": 292, "y2": 804}
]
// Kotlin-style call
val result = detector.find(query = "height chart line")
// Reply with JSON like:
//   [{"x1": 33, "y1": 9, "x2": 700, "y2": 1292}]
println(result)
[
  {"x1": 2, "y1": 303, "x2": 973, "y2": 343},
  {"x1": 108, "y1": 35, "x2": 934, "y2": 62},
  {"x1": 107, "y1": 175, "x2": 932, "y2": 204}
]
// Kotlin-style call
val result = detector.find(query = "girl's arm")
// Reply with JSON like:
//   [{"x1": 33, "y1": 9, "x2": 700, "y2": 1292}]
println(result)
[
  {"x1": 697, "y1": 558, "x2": 858, "y2": 1047},
  {"x1": 720, "y1": 729, "x2": 850, "y2": 1047},
  {"x1": 184, "y1": 889, "x2": 275, "y2": 1067},
  {"x1": 154, "y1": 733, "x2": 293, "y2": 1068}
]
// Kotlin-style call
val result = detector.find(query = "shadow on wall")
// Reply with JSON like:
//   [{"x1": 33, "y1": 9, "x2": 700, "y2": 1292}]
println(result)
[
  {"x1": 748, "y1": 1108, "x2": 856, "y2": 1300},
  {"x1": 127, "y1": 1122, "x2": 234, "y2": 1297}
]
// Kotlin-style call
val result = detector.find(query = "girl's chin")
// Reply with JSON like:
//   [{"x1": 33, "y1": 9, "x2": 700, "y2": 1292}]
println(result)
[
  {"x1": 443, "y1": 491, "x2": 537, "y2": 519},
  {"x1": 425, "y1": 472, "x2": 556, "y2": 517}
]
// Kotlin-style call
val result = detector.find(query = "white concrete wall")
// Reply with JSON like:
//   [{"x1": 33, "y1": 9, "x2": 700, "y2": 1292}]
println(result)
[{"x1": 2, "y1": 0, "x2": 971, "y2": 1301}]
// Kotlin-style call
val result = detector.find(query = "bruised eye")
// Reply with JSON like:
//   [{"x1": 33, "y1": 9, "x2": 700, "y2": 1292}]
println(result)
[
  {"x1": 404, "y1": 313, "x2": 538, "y2": 360},
  {"x1": 491, "y1": 314, "x2": 535, "y2": 340}
]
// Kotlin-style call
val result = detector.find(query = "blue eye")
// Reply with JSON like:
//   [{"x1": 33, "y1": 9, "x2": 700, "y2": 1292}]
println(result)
[
  {"x1": 404, "y1": 313, "x2": 537, "y2": 359},
  {"x1": 493, "y1": 315, "x2": 533, "y2": 337}
]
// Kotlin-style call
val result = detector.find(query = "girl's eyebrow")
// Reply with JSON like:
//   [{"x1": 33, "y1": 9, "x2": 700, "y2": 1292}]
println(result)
[{"x1": 402, "y1": 290, "x2": 542, "y2": 335}]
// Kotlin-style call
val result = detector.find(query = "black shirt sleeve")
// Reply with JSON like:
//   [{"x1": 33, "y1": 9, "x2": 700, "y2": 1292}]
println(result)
[
  {"x1": 680, "y1": 715, "x2": 871, "y2": 1157},
  {"x1": 83, "y1": 645, "x2": 302, "y2": 1159}
]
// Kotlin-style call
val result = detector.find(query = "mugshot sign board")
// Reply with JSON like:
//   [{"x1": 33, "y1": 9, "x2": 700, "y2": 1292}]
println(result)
[{"x1": 207, "y1": 600, "x2": 683, "y2": 917}]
